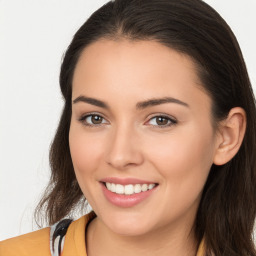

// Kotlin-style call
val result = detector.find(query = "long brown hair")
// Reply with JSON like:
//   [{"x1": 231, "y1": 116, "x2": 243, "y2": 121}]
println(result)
[{"x1": 35, "y1": 0, "x2": 256, "y2": 255}]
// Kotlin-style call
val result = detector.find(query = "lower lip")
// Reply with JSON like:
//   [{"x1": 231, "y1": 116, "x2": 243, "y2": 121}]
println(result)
[{"x1": 101, "y1": 183, "x2": 157, "y2": 208}]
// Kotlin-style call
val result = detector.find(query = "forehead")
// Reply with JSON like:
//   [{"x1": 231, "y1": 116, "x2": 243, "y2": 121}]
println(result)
[
  {"x1": 73, "y1": 39, "x2": 201, "y2": 86},
  {"x1": 72, "y1": 39, "x2": 210, "y2": 111}
]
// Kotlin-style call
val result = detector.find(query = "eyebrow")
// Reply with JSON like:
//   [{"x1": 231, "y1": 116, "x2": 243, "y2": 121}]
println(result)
[
  {"x1": 72, "y1": 95, "x2": 189, "y2": 109},
  {"x1": 136, "y1": 97, "x2": 189, "y2": 109},
  {"x1": 73, "y1": 96, "x2": 109, "y2": 109}
]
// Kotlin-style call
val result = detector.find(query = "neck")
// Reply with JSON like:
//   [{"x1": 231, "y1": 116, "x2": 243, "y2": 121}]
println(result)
[{"x1": 86, "y1": 216, "x2": 198, "y2": 256}]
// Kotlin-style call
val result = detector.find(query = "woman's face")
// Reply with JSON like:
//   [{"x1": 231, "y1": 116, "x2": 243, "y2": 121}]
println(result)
[{"x1": 69, "y1": 39, "x2": 220, "y2": 236}]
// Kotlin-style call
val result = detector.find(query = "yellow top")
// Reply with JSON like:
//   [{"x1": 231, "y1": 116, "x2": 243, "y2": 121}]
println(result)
[{"x1": 0, "y1": 213, "x2": 205, "y2": 256}]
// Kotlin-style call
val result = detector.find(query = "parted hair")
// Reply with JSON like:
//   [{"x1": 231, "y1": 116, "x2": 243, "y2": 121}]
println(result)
[{"x1": 35, "y1": 0, "x2": 256, "y2": 255}]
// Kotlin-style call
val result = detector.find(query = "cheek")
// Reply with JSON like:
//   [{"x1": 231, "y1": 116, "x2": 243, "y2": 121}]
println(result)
[
  {"x1": 69, "y1": 124, "x2": 104, "y2": 185},
  {"x1": 144, "y1": 124, "x2": 215, "y2": 201}
]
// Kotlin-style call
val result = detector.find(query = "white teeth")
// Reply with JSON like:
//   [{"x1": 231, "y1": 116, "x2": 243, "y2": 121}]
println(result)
[
  {"x1": 110, "y1": 183, "x2": 116, "y2": 192},
  {"x1": 115, "y1": 184, "x2": 124, "y2": 194},
  {"x1": 105, "y1": 182, "x2": 156, "y2": 195},
  {"x1": 141, "y1": 184, "x2": 148, "y2": 192},
  {"x1": 106, "y1": 182, "x2": 112, "y2": 190},
  {"x1": 148, "y1": 184, "x2": 155, "y2": 190},
  {"x1": 124, "y1": 184, "x2": 133, "y2": 195},
  {"x1": 134, "y1": 184, "x2": 142, "y2": 193}
]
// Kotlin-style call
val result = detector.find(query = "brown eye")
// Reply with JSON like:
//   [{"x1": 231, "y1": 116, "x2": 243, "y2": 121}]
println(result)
[
  {"x1": 80, "y1": 114, "x2": 108, "y2": 126},
  {"x1": 156, "y1": 116, "x2": 169, "y2": 125},
  {"x1": 147, "y1": 115, "x2": 177, "y2": 127},
  {"x1": 91, "y1": 115, "x2": 103, "y2": 124}
]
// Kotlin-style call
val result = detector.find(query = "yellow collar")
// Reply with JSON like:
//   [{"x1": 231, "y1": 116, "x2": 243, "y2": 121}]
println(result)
[
  {"x1": 63, "y1": 213, "x2": 205, "y2": 256},
  {"x1": 196, "y1": 237, "x2": 205, "y2": 256}
]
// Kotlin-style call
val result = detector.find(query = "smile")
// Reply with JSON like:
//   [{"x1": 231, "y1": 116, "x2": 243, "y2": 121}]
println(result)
[
  {"x1": 105, "y1": 182, "x2": 156, "y2": 195},
  {"x1": 100, "y1": 178, "x2": 158, "y2": 207}
]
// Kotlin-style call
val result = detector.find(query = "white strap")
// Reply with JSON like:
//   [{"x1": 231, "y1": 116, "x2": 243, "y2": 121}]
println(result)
[{"x1": 50, "y1": 220, "x2": 71, "y2": 256}]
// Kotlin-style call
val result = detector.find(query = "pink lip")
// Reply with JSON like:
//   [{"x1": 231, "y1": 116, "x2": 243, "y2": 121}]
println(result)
[
  {"x1": 100, "y1": 180, "x2": 158, "y2": 208},
  {"x1": 100, "y1": 177, "x2": 156, "y2": 185}
]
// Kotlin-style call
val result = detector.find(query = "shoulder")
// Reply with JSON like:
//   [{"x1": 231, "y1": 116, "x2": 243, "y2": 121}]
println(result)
[
  {"x1": 0, "y1": 212, "x2": 96, "y2": 256},
  {"x1": 0, "y1": 227, "x2": 51, "y2": 256},
  {"x1": 61, "y1": 212, "x2": 96, "y2": 256}
]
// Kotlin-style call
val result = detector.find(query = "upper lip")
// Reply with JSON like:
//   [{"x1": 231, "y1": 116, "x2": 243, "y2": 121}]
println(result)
[{"x1": 100, "y1": 177, "x2": 158, "y2": 185}]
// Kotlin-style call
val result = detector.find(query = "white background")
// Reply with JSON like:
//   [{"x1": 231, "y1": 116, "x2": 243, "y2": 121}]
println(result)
[{"x1": 0, "y1": 0, "x2": 255, "y2": 241}]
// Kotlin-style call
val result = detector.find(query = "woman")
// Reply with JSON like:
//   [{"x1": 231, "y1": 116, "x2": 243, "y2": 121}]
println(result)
[{"x1": 1, "y1": 0, "x2": 255, "y2": 255}]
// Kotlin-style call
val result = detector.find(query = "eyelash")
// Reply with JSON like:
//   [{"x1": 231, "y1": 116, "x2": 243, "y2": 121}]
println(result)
[
  {"x1": 146, "y1": 115, "x2": 177, "y2": 128},
  {"x1": 78, "y1": 113, "x2": 177, "y2": 128},
  {"x1": 78, "y1": 113, "x2": 108, "y2": 128}
]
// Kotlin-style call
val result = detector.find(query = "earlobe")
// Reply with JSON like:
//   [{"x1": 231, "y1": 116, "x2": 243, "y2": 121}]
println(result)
[{"x1": 213, "y1": 107, "x2": 246, "y2": 166}]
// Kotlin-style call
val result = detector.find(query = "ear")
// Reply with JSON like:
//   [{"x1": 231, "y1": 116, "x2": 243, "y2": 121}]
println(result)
[{"x1": 213, "y1": 107, "x2": 246, "y2": 166}]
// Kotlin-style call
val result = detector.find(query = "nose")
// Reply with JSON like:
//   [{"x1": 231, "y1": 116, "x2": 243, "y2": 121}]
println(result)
[{"x1": 105, "y1": 125, "x2": 144, "y2": 170}]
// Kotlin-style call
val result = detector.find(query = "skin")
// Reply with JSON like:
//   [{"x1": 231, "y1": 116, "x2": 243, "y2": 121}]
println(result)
[{"x1": 69, "y1": 39, "x2": 246, "y2": 256}]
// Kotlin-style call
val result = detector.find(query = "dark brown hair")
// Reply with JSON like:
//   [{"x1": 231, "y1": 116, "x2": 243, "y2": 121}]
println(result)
[{"x1": 35, "y1": 0, "x2": 256, "y2": 255}]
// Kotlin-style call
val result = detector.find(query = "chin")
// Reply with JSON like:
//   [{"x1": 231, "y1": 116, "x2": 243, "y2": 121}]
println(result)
[
  {"x1": 101, "y1": 211, "x2": 154, "y2": 237},
  {"x1": 110, "y1": 222, "x2": 151, "y2": 237}
]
